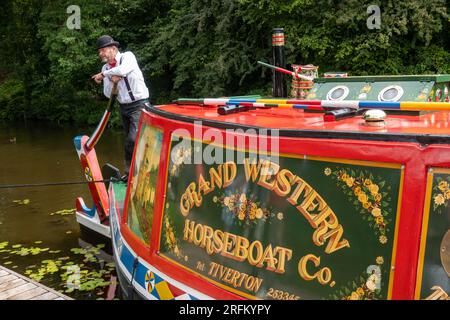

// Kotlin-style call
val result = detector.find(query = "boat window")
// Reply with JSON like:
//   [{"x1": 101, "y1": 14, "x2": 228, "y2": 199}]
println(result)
[
  {"x1": 326, "y1": 85, "x2": 349, "y2": 101},
  {"x1": 378, "y1": 85, "x2": 404, "y2": 102},
  {"x1": 125, "y1": 124, "x2": 164, "y2": 246}
]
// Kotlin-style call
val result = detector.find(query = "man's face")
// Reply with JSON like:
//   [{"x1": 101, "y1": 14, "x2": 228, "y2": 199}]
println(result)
[{"x1": 98, "y1": 46, "x2": 116, "y2": 63}]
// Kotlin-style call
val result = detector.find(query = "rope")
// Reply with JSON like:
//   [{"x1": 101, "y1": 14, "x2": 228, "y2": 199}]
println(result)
[{"x1": 0, "y1": 179, "x2": 112, "y2": 189}]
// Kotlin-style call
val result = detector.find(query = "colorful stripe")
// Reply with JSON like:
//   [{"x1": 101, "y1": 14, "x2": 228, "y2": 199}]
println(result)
[
  {"x1": 86, "y1": 110, "x2": 111, "y2": 150},
  {"x1": 108, "y1": 184, "x2": 207, "y2": 300},
  {"x1": 175, "y1": 97, "x2": 450, "y2": 112}
]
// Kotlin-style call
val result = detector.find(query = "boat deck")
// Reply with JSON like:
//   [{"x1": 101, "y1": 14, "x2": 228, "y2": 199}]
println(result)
[
  {"x1": 155, "y1": 104, "x2": 450, "y2": 137},
  {"x1": 0, "y1": 265, "x2": 72, "y2": 300}
]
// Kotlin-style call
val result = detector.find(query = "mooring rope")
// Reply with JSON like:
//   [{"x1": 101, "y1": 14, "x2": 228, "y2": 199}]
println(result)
[{"x1": 0, "y1": 179, "x2": 112, "y2": 189}]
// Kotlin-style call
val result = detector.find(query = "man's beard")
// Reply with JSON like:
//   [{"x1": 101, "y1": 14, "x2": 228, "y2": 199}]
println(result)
[{"x1": 101, "y1": 57, "x2": 108, "y2": 63}]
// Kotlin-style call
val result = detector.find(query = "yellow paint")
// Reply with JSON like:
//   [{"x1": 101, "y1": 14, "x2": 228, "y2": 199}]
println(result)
[{"x1": 414, "y1": 170, "x2": 436, "y2": 299}]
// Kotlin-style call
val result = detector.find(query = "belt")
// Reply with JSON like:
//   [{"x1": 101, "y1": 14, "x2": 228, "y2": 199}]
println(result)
[{"x1": 119, "y1": 98, "x2": 149, "y2": 108}]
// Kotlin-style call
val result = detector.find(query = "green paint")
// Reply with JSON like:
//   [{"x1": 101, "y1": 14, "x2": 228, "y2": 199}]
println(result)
[
  {"x1": 159, "y1": 137, "x2": 402, "y2": 300},
  {"x1": 418, "y1": 172, "x2": 450, "y2": 299}
]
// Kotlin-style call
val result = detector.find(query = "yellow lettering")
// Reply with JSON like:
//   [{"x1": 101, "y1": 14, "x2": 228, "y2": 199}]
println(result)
[
  {"x1": 209, "y1": 165, "x2": 223, "y2": 190},
  {"x1": 232, "y1": 236, "x2": 249, "y2": 262},
  {"x1": 287, "y1": 178, "x2": 311, "y2": 206},
  {"x1": 273, "y1": 169, "x2": 295, "y2": 197},
  {"x1": 183, "y1": 219, "x2": 195, "y2": 242},
  {"x1": 256, "y1": 244, "x2": 277, "y2": 271},
  {"x1": 321, "y1": 226, "x2": 350, "y2": 254},
  {"x1": 223, "y1": 162, "x2": 237, "y2": 188},
  {"x1": 186, "y1": 182, "x2": 202, "y2": 207},
  {"x1": 212, "y1": 229, "x2": 224, "y2": 254},
  {"x1": 202, "y1": 225, "x2": 215, "y2": 255},
  {"x1": 244, "y1": 158, "x2": 262, "y2": 182},
  {"x1": 298, "y1": 254, "x2": 320, "y2": 281},
  {"x1": 248, "y1": 240, "x2": 264, "y2": 266},
  {"x1": 274, "y1": 247, "x2": 293, "y2": 274},
  {"x1": 298, "y1": 254, "x2": 333, "y2": 285},
  {"x1": 180, "y1": 193, "x2": 190, "y2": 217},
  {"x1": 257, "y1": 160, "x2": 280, "y2": 190},
  {"x1": 221, "y1": 232, "x2": 237, "y2": 259},
  {"x1": 193, "y1": 223, "x2": 203, "y2": 246},
  {"x1": 198, "y1": 174, "x2": 213, "y2": 195}
]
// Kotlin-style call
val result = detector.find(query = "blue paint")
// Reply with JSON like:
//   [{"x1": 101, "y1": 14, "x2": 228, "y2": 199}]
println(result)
[
  {"x1": 79, "y1": 201, "x2": 96, "y2": 218},
  {"x1": 359, "y1": 101, "x2": 400, "y2": 109},
  {"x1": 74, "y1": 136, "x2": 82, "y2": 151}
]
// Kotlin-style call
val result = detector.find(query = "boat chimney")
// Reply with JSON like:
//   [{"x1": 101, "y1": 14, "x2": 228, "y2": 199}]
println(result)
[{"x1": 272, "y1": 28, "x2": 286, "y2": 97}]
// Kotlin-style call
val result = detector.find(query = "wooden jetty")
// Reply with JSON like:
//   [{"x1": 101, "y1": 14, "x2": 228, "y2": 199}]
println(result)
[{"x1": 0, "y1": 265, "x2": 72, "y2": 300}]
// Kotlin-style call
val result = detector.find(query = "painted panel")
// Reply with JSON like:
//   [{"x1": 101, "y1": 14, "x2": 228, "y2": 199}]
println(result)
[
  {"x1": 307, "y1": 81, "x2": 434, "y2": 102},
  {"x1": 415, "y1": 168, "x2": 450, "y2": 300},
  {"x1": 158, "y1": 135, "x2": 403, "y2": 300},
  {"x1": 126, "y1": 124, "x2": 163, "y2": 245}
]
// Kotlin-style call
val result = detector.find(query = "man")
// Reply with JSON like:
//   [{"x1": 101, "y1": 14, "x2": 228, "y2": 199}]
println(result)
[{"x1": 92, "y1": 35, "x2": 150, "y2": 181}]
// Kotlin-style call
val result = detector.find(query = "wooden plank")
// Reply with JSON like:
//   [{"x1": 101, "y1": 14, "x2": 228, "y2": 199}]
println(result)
[
  {"x1": 30, "y1": 292, "x2": 59, "y2": 300},
  {"x1": 0, "y1": 266, "x2": 72, "y2": 300},
  {"x1": 53, "y1": 297, "x2": 65, "y2": 300},
  {"x1": 0, "y1": 270, "x2": 9, "y2": 277},
  {"x1": 0, "y1": 278, "x2": 27, "y2": 291},
  {"x1": 8, "y1": 286, "x2": 47, "y2": 300},
  {"x1": 0, "y1": 274, "x2": 18, "y2": 284},
  {"x1": 0, "y1": 283, "x2": 36, "y2": 299}
]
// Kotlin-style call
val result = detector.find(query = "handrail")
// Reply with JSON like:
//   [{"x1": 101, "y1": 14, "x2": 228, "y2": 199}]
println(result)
[{"x1": 86, "y1": 82, "x2": 118, "y2": 151}]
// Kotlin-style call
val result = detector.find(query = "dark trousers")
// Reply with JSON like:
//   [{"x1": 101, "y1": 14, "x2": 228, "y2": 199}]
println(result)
[{"x1": 119, "y1": 99, "x2": 149, "y2": 175}]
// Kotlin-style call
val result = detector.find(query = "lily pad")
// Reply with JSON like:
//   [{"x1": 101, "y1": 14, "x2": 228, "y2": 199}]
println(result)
[
  {"x1": 13, "y1": 199, "x2": 30, "y2": 205},
  {"x1": 49, "y1": 208, "x2": 76, "y2": 216}
]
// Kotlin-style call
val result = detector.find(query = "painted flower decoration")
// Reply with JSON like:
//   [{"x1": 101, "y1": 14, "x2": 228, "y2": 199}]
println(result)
[
  {"x1": 215, "y1": 193, "x2": 274, "y2": 225},
  {"x1": 376, "y1": 256, "x2": 384, "y2": 265},
  {"x1": 434, "y1": 194, "x2": 445, "y2": 205},
  {"x1": 164, "y1": 216, "x2": 184, "y2": 259},
  {"x1": 366, "y1": 274, "x2": 379, "y2": 292},
  {"x1": 371, "y1": 207, "x2": 382, "y2": 217},
  {"x1": 326, "y1": 167, "x2": 393, "y2": 244},
  {"x1": 432, "y1": 177, "x2": 450, "y2": 214}
]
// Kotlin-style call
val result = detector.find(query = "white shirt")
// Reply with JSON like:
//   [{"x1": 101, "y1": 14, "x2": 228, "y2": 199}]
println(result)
[{"x1": 102, "y1": 51, "x2": 149, "y2": 104}]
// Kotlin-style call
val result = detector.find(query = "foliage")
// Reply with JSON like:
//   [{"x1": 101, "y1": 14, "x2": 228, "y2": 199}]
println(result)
[
  {"x1": 0, "y1": 0, "x2": 449, "y2": 124},
  {"x1": 0, "y1": 240, "x2": 116, "y2": 298}
]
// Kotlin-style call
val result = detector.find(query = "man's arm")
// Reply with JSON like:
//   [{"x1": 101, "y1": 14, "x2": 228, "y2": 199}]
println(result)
[
  {"x1": 102, "y1": 52, "x2": 137, "y2": 77},
  {"x1": 92, "y1": 64, "x2": 107, "y2": 84},
  {"x1": 103, "y1": 74, "x2": 113, "y2": 98}
]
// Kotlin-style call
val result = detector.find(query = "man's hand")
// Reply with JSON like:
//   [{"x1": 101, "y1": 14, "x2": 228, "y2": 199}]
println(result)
[
  {"x1": 92, "y1": 72, "x2": 104, "y2": 84},
  {"x1": 111, "y1": 75, "x2": 122, "y2": 83}
]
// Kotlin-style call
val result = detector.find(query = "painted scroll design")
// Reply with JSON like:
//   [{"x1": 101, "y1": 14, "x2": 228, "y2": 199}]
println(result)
[
  {"x1": 330, "y1": 257, "x2": 385, "y2": 300},
  {"x1": 432, "y1": 177, "x2": 450, "y2": 214},
  {"x1": 325, "y1": 167, "x2": 393, "y2": 245}
]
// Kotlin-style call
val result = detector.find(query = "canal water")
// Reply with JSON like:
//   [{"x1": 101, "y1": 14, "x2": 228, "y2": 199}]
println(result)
[{"x1": 0, "y1": 121, "x2": 125, "y2": 299}]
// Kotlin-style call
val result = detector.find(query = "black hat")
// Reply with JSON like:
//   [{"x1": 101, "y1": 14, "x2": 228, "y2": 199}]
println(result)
[{"x1": 96, "y1": 35, "x2": 120, "y2": 50}]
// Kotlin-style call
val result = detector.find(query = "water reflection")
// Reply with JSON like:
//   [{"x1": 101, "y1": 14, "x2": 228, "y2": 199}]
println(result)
[{"x1": 0, "y1": 122, "x2": 124, "y2": 299}]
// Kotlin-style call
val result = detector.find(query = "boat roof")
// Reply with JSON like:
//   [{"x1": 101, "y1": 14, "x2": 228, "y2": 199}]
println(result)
[
  {"x1": 149, "y1": 104, "x2": 450, "y2": 144},
  {"x1": 314, "y1": 74, "x2": 450, "y2": 83}
]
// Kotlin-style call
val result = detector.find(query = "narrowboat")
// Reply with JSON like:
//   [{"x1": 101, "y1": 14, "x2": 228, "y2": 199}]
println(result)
[{"x1": 73, "y1": 32, "x2": 450, "y2": 301}]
